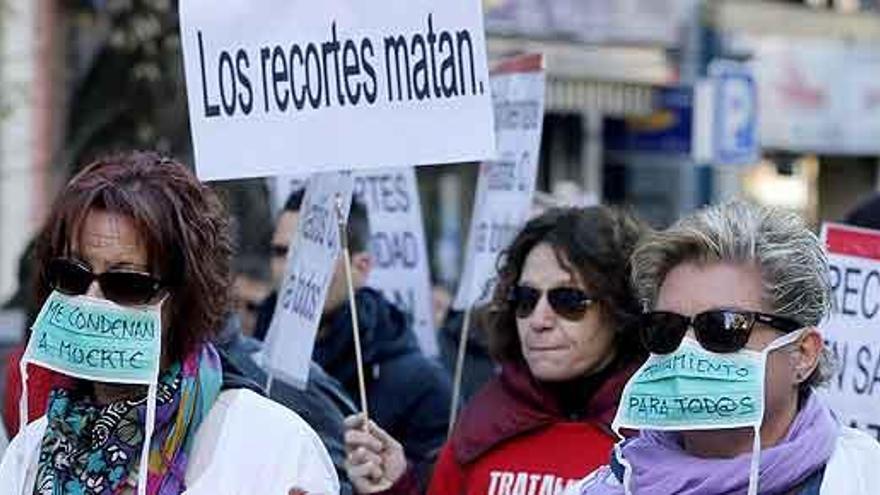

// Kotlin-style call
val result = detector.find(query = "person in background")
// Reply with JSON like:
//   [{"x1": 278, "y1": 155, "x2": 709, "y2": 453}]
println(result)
[
  {"x1": 0, "y1": 241, "x2": 29, "y2": 454},
  {"x1": 1, "y1": 240, "x2": 75, "y2": 436},
  {"x1": 230, "y1": 273, "x2": 270, "y2": 337},
  {"x1": 213, "y1": 310, "x2": 357, "y2": 495},
  {"x1": 0, "y1": 152, "x2": 338, "y2": 494},
  {"x1": 257, "y1": 189, "x2": 452, "y2": 490},
  {"x1": 843, "y1": 192, "x2": 880, "y2": 230},
  {"x1": 434, "y1": 191, "x2": 576, "y2": 413},
  {"x1": 345, "y1": 206, "x2": 649, "y2": 495},
  {"x1": 571, "y1": 201, "x2": 880, "y2": 495},
  {"x1": 437, "y1": 306, "x2": 496, "y2": 407},
  {"x1": 223, "y1": 188, "x2": 361, "y2": 494}
]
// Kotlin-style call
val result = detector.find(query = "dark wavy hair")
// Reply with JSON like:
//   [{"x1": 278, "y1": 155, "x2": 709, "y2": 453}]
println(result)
[
  {"x1": 34, "y1": 151, "x2": 233, "y2": 364},
  {"x1": 487, "y1": 206, "x2": 649, "y2": 365}
]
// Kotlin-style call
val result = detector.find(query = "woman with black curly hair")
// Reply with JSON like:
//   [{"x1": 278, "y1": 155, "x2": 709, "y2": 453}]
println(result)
[{"x1": 344, "y1": 206, "x2": 649, "y2": 495}]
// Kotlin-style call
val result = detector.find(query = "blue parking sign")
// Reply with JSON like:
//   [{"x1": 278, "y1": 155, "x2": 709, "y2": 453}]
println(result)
[{"x1": 710, "y1": 60, "x2": 759, "y2": 165}]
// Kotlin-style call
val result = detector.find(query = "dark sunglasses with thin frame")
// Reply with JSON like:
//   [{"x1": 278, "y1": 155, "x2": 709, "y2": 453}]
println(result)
[
  {"x1": 509, "y1": 285, "x2": 594, "y2": 321},
  {"x1": 640, "y1": 308, "x2": 803, "y2": 354},
  {"x1": 47, "y1": 257, "x2": 164, "y2": 306}
]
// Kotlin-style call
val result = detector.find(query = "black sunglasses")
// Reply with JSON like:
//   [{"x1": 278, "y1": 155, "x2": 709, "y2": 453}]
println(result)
[
  {"x1": 640, "y1": 308, "x2": 803, "y2": 354},
  {"x1": 509, "y1": 285, "x2": 594, "y2": 321},
  {"x1": 47, "y1": 258, "x2": 164, "y2": 306}
]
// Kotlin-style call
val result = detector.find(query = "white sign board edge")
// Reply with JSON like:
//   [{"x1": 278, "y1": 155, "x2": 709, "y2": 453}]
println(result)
[{"x1": 179, "y1": 0, "x2": 496, "y2": 181}]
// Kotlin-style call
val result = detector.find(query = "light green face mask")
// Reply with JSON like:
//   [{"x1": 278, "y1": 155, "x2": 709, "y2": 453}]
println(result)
[
  {"x1": 614, "y1": 338, "x2": 766, "y2": 430},
  {"x1": 612, "y1": 330, "x2": 804, "y2": 495},
  {"x1": 24, "y1": 291, "x2": 163, "y2": 384},
  {"x1": 20, "y1": 291, "x2": 164, "y2": 495}
]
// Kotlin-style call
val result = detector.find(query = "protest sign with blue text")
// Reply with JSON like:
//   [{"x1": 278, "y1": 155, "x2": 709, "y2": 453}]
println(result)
[
  {"x1": 264, "y1": 172, "x2": 355, "y2": 388},
  {"x1": 454, "y1": 54, "x2": 545, "y2": 310},
  {"x1": 819, "y1": 223, "x2": 880, "y2": 441},
  {"x1": 180, "y1": 0, "x2": 495, "y2": 180}
]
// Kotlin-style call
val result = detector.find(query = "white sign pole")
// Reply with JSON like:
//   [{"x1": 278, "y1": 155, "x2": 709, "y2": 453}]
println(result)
[
  {"x1": 337, "y1": 196, "x2": 370, "y2": 420},
  {"x1": 448, "y1": 306, "x2": 472, "y2": 436},
  {"x1": 448, "y1": 53, "x2": 545, "y2": 429}
]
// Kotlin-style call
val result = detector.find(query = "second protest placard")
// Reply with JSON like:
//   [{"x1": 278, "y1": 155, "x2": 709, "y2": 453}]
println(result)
[
  {"x1": 264, "y1": 172, "x2": 355, "y2": 387},
  {"x1": 454, "y1": 54, "x2": 545, "y2": 310}
]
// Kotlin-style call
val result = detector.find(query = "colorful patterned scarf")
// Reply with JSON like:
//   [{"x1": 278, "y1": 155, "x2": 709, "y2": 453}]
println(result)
[{"x1": 32, "y1": 344, "x2": 222, "y2": 495}]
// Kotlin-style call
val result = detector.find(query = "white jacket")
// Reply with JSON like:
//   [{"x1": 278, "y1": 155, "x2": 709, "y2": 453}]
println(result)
[
  {"x1": 566, "y1": 426, "x2": 880, "y2": 495},
  {"x1": 819, "y1": 426, "x2": 880, "y2": 493},
  {"x1": 0, "y1": 389, "x2": 340, "y2": 495}
]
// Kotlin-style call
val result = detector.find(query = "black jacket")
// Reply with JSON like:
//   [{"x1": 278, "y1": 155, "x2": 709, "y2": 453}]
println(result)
[
  {"x1": 438, "y1": 308, "x2": 498, "y2": 407},
  {"x1": 215, "y1": 314, "x2": 355, "y2": 495},
  {"x1": 313, "y1": 287, "x2": 452, "y2": 487}
]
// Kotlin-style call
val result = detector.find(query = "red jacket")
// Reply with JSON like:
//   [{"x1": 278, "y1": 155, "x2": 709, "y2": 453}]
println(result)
[
  {"x1": 383, "y1": 357, "x2": 640, "y2": 495},
  {"x1": 2, "y1": 345, "x2": 74, "y2": 434}
]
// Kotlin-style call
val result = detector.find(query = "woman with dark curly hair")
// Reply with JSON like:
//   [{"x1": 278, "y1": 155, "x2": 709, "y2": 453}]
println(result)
[
  {"x1": 0, "y1": 152, "x2": 338, "y2": 494},
  {"x1": 343, "y1": 206, "x2": 649, "y2": 495}
]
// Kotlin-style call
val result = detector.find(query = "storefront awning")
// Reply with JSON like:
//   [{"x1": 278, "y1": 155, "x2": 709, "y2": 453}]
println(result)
[
  {"x1": 546, "y1": 77, "x2": 655, "y2": 116},
  {"x1": 707, "y1": 0, "x2": 880, "y2": 42},
  {"x1": 488, "y1": 35, "x2": 671, "y2": 116}
]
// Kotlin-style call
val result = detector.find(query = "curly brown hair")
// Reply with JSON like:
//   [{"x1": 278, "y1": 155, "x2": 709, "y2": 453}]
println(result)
[
  {"x1": 34, "y1": 151, "x2": 233, "y2": 364},
  {"x1": 487, "y1": 206, "x2": 649, "y2": 366}
]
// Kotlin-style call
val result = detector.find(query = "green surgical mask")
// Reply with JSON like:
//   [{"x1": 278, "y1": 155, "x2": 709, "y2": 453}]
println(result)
[
  {"x1": 24, "y1": 291, "x2": 162, "y2": 384},
  {"x1": 612, "y1": 330, "x2": 804, "y2": 495},
  {"x1": 20, "y1": 291, "x2": 165, "y2": 495}
]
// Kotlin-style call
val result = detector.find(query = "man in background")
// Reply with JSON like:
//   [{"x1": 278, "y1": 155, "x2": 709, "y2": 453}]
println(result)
[{"x1": 256, "y1": 190, "x2": 451, "y2": 488}]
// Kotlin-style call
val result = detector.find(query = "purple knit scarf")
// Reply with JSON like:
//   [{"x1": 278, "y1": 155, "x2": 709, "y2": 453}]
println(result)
[{"x1": 579, "y1": 393, "x2": 838, "y2": 495}]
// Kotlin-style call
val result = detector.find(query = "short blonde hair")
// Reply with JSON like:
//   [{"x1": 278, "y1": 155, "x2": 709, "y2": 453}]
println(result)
[
  {"x1": 632, "y1": 200, "x2": 831, "y2": 327},
  {"x1": 632, "y1": 201, "x2": 833, "y2": 390}
]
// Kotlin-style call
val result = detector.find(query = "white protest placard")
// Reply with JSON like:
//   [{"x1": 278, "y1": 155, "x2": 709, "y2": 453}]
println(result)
[
  {"x1": 354, "y1": 169, "x2": 437, "y2": 356},
  {"x1": 264, "y1": 172, "x2": 355, "y2": 387},
  {"x1": 454, "y1": 54, "x2": 545, "y2": 310},
  {"x1": 819, "y1": 223, "x2": 880, "y2": 441},
  {"x1": 180, "y1": 0, "x2": 495, "y2": 180},
  {"x1": 271, "y1": 170, "x2": 438, "y2": 356}
]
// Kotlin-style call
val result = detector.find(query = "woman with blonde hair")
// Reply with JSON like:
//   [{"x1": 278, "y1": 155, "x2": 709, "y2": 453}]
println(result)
[{"x1": 572, "y1": 201, "x2": 880, "y2": 495}]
